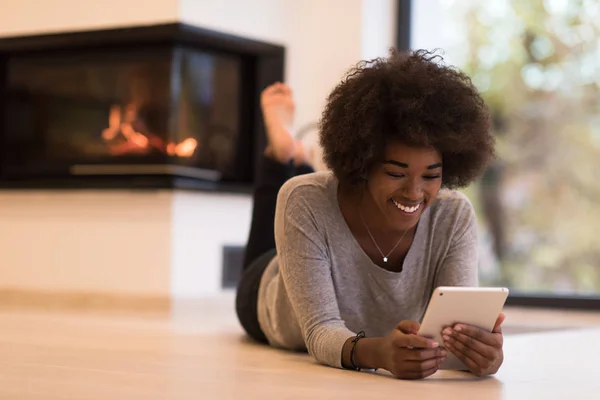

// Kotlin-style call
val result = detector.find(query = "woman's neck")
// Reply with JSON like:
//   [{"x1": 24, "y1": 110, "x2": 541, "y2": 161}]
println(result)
[
  {"x1": 338, "y1": 182, "x2": 410, "y2": 236},
  {"x1": 337, "y1": 182, "x2": 417, "y2": 270}
]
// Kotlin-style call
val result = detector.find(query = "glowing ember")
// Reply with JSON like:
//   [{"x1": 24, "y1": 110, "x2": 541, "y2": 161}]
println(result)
[{"x1": 102, "y1": 104, "x2": 198, "y2": 157}]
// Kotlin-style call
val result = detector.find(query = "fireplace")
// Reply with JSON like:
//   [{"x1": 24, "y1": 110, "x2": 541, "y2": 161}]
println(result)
[{"x1": 0, "y1": 24, "x2": 284, "y2": 190}]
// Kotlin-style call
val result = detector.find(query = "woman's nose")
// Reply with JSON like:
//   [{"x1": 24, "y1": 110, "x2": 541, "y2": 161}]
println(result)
[{"x1": 403, "y1": 179, "x2": 423, "y2": 200}]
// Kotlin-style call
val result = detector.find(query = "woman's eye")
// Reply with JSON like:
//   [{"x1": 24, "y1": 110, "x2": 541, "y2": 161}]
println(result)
[
  {"x1": 386, "y1": 172, "x2": 404, "y2": 178},
  {"x1": 386, "y1": 172, "x2": 441, "y2": 180}
]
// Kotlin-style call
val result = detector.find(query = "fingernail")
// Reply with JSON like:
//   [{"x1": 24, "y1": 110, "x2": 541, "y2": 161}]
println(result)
[
  {"x1": 442, "y1": 335, "x2": 450, "y2": 341},
  {"x1": 432, "y1": 341, "x2": 439, "y2": 348},
  {"x1": 442, "y1": 328, "x2": 452, "y2": 335},
  {"x1": 454, "y1": 325, "x2": 463, "y2": 332},
  {"x1": 441, "y1": 350, "x2": 447, "y2": 357}
]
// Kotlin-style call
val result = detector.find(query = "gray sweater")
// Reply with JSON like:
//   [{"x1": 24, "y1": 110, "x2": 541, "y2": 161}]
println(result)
[{"x1": 257, "y1": 171, "x2": 478, "y2": 368}]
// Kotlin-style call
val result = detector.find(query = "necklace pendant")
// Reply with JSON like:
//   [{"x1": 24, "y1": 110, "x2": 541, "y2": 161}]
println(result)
[{"x1": 383, "y1": 257, "x2": 388, "y2": 263}]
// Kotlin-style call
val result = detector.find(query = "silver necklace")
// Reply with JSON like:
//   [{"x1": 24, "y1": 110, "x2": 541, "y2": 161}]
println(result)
[{"x1": 359, "y1": 212, "x2": 409, "y2": 263}]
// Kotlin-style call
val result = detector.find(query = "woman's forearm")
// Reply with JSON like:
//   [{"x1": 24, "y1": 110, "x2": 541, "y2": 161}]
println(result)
[{"x1": 341, "y1": 336, "x2": 386, "y2": 371}]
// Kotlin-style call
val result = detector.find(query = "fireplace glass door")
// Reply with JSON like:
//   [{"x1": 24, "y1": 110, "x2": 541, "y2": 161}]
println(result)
[{"x1": 3, "y1": 45, "x2": 242, "y2": 182}]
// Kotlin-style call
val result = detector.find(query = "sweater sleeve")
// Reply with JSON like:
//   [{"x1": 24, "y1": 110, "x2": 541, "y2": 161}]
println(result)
[
  {"x1": 433, "y1": 198, "x2": 479, "y2": 288},
  {"x1": 274, "y1": 184, "x2": 355, "y2": 369}
]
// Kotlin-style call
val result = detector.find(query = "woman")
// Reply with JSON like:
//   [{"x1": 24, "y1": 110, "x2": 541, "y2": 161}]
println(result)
[{"x1": 236, "y1": 50, "x2": 503, "y2": 380}]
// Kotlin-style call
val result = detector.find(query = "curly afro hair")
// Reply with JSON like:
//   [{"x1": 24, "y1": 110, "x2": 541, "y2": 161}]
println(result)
[{"x1": 319, "y1": 49, "x2": 495, "y2": 189}]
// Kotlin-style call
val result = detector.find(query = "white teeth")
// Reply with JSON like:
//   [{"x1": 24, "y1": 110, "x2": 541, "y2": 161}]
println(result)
[{"x1": 392, "y1": 200, "x2": 421, "y2": 213}]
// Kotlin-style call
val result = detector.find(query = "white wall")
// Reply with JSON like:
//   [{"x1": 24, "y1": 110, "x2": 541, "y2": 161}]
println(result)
[
  {"x1": 361, "y1": 0, "x2": 398, "y2": 61},
  {"x1": 170, "y1": 192, "x2": 252, "y2": 298},
  {"x1": 0, "y1": 0, "x2": 179, "y2": 36},
  {"x1": 178, "y1": 0, "x2": 288, "y2": 44},
  {"x1": 284, "y1": 0, "x2": 364, "y2": 130},
  {"x1": 0, "y1": 191, "x2": 173, "y2": 296},
  {"x1": 0, "y1": 190, "x2": 252, "y2": 298}
]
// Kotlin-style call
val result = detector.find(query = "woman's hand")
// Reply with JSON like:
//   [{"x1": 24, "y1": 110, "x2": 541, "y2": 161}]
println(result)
[
  {"x1": 442, "y1": 313, "x2": 505, "y2": 376},
  {"x1": 379, "y1": 320, "x2": 447, "y2": 380}
]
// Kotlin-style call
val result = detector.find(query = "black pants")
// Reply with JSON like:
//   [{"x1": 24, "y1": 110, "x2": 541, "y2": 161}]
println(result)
[{"x1": 235, "y1": 156, "x2": 314, "y2": 343}]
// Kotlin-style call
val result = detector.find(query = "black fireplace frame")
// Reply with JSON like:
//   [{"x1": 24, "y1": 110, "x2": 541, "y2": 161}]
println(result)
[{"x1": 0, "y1": 23, "x2": 285, "y2": 193}]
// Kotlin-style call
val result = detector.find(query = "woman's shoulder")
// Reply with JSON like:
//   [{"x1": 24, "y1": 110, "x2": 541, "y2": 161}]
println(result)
[
  {"x1": 274, "y1": 171, "x2": 340, "y2": 241},
  {"x1": 432, "y1": 189, "x2": 474, "y2": 209},
  {"x1": 277, "y1": 171, "x2": 337, "y2": 206},
  {"x1": 428, "y1": 189, "x2": 476, "y2": 229}
]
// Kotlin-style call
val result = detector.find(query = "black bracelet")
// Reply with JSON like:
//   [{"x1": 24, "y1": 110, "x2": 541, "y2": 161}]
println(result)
[{"x1": 349, "y1": 331, "x2": 366, "y2": 371}]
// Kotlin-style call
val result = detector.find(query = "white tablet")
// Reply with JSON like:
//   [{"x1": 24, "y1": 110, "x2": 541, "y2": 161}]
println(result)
[{"x1": 418, "y1": 286, "x2": 509, "y2": 370}]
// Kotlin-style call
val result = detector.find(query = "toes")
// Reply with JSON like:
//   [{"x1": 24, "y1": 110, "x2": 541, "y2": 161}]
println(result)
[
  {"x1": 262, "y1": 83, "x2": 280, "y2": 96},
  {"x1": 281, "y1": 83, "x2": 293, "y2": 95},
  {"x1": 263, "y1": 82, "x2": 292, "y2": 97}
]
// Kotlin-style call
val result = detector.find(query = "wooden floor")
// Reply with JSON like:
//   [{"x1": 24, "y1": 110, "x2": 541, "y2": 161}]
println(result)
[{"x1": 2, "y1": 293, "x2": 600, "y2": 400}]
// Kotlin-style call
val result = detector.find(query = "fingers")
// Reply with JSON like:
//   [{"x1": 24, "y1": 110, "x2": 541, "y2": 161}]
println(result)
[
  {"x1": 493, "y1": 313, "x2": 505, "y2": 334},
  {"x1": 397, "y1": 320, "x2": 420, "y2": 335},
  {"x1": 404, "y1": 356, "x2": 445, "y2": 372},
  {"x1": 407, "y1": 335, "x2": 439, "y2": 349},
  {"x1": 442, "y1": 323, "x2": 504, "y2": 376},
  {"x1": 392, "y1": 331, "x2": 438, "y2": 349},
  {"x1": 450, "y1": 324, "x2": 503, "y2": 348},
  {"x1": 443, "y1": 332, "x2": 489, "y2": 366},
  {"x1": 445, "y1": 342, "x2": 484, "y2": 375},
  {"x1": 417, "y1": 357, "x2": 444, "y2": 371},
  {"x1": 403, "y1": 348, "x2": 447, "y2": 361},
  {"x1": 404, "y1": 365, "x2": 440, "y2": 380},
  {"x1": 395, "y1": 350, "x2": 445, "y2": 380},
  {"x1": 444, "y1": 327, "x2": 502, "y2": 362},
  {"x1": 400, "y1": 354, "x2": 445, "y2": 380}
]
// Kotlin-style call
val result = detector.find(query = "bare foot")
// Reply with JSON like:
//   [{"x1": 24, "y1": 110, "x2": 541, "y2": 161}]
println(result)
[{"x1": 261, "y1": 82, "x2": 296, "y2": 163}]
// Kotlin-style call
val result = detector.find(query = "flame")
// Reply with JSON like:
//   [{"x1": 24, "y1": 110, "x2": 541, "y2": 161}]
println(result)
[
  {"x1": 102, "y1": 104, "x2": 198, "y2": 158},
  {"x1": 169, "y1": 138, "x2": 198, "y2": 157},
  {"x1": 101, "y1": 105, "x2": 122, "y2": 141}
]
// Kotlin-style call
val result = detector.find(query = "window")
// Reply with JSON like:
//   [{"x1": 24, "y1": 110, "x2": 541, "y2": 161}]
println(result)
[{"x1": 410, "y1": 0, "x2": 600, "y2": 301}]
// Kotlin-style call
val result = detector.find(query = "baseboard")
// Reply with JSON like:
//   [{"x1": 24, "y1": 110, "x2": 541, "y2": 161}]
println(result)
[{"x1": 0, "y1": 288, "x2": 171, "y2": 313}]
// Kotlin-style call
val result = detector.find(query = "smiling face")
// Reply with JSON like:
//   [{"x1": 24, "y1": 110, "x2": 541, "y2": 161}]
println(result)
[{"x1": 365, "y1": 142, "x2": 443, "y2": 231}]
